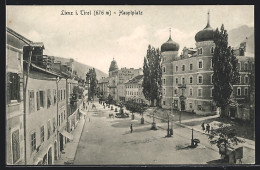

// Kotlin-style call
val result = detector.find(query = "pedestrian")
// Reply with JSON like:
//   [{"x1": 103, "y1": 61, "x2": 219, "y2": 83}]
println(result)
[
  {"x1": 206, "y1": 124, "x2": 210, "y2": 134},
  {"x1": 130, "y1": 124, "x2": 133, "y2": 133},
  {"x1": 201, "y1": 122, "x2": 205, "y2": 131}
]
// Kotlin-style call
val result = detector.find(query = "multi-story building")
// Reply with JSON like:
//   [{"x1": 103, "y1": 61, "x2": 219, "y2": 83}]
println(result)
[
  {"x1": 125, "y1": 75, "x2": 149, "y2": 105},
  {"x1": 6, "y1": 27, "x2": 27, "y2": 165},
  {"x1": 161, "y1": 12, "x2": 254, "y2": 115},
  {"x1": 98, "y1": 77, "x2": 109, "y2": 100},
  {"x1": 23, "y1": 42, "x2": 61, "y2": 165},
  {"x1": 105, "y1": 58, "x2": 143, "y2": 102}
]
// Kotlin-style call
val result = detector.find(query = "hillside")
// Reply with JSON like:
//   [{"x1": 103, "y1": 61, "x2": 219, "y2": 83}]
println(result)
[
  {"x1": 53, "y1": 56, "x2": 108, "y2": 80},
  {"x1": 228, "y1": 25, "x2": 254, "y2": 48}
]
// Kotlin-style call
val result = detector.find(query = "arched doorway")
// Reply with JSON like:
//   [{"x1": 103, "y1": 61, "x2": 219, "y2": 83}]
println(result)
[
  {"x1": 181, "y1": 100, "x2": 185, "y2": 111},
  {"x1": 47, "y1": 147, "x2": 52, "y2": 165},
  {"x1": 54, "y1": 141, "x2": 57, "y2": 160}
]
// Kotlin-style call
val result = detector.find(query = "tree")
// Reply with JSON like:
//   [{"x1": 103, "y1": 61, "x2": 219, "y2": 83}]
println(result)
[
  {"x1": 142, "y1": 45, "x2": 162, "y2": 107},
  {"x1": 208, "y1": 123, "x2": 244, "y2": 161},
  {"x1": 86, "y1": 68, "x2": 97, "y2": 100},
  {"x1": 212, "y1": 24, "x2": 240, "y2": 117}
]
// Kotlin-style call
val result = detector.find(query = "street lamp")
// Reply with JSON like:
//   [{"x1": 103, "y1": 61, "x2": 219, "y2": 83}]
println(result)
[{"x1": 151, "y1": 110, "x2": 157, "y2": 130}]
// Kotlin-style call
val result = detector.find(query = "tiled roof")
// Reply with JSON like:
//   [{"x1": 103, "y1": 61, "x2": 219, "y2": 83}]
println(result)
[{"x1": 125, "y1": 75, "x2": 144, "y2": 84}]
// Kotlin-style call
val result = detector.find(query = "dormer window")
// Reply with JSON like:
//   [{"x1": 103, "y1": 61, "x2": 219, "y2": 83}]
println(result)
[{"x1": 210, "y1": 47, "x2": 214, "y2": 54}]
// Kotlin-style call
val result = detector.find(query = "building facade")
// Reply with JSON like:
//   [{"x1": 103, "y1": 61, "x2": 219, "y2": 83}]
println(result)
[
  {"x1": 125, "y1": 75, "x2": 149, "y2": 105},
  {"x1": 161, "y1": 12, "x2": 254, "y2": 115},
  {"x1": 6, "y1": 27, "x2": 27, "y2": 165}
]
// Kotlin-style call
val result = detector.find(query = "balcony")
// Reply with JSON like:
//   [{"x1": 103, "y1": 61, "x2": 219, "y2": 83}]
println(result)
[{"x1": 178, "y1": 84, "x2": 186, "y2": 88}]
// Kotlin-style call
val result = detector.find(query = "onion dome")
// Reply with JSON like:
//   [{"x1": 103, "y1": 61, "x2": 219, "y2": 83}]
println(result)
[
  {"x1": 161, "y1": 28, "x2": 180, "y2": 52},
  {"x1": 109, "y1": 58, "x2": 118, "y2": 72},
  {"x1": 195, "y1": 10, "x2": 215, "y2": 42}
]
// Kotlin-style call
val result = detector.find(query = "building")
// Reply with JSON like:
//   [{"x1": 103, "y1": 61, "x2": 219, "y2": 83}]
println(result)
[
  {"x1": 104, "y1": 58, "x2": 143, "y2": 102},
  {"x1": 98, "y1": 77, "x2": 109, "y2": 100},
  {"x1": 6, "y1": 27, "x2": 27, "y2": 165},
  {"x1": 161, "y1": 11, "x2": 254, "y2": 115},
  {"x1": 125, "y1": 75, "x2": 149, "y2": 105}
]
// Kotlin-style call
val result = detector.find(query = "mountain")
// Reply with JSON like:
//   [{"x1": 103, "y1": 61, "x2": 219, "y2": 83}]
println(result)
[
  {"x1": 53, "y1": 56, "x2": 108, "y2": 80},
  {"x1": 228, "y1": 25, "x2": 254, "y2": 48}
]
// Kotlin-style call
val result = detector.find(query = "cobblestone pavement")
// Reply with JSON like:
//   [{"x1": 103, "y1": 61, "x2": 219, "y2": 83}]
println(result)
[{"x1": 74, "y1": 102, "x2": 228, "y2": 165}]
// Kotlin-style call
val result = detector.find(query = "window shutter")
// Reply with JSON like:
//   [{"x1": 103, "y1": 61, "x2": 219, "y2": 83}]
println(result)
[
  {"x1": 6, "y1": 73, "x2": 11, "y2": 103},
  {"x1": 17, "y1": 75, "x2": 21, "y2": 102}
]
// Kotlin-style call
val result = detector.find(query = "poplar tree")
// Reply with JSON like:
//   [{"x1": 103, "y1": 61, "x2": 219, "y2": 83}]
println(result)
[
  {"x1": 86, "y1": 68, "x2": 97, "y2": 100},
  {"x1": 212, "y1": 24, "x2": 239, "y2": 117},
  {"x1": 142, "y1": 45, "x2": 162, "y2": 107}
]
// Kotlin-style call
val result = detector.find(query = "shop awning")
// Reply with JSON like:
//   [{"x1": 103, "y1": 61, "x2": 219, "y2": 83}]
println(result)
[{"x1": 60, "y1": 130, "x2": 74, "y2": 140}]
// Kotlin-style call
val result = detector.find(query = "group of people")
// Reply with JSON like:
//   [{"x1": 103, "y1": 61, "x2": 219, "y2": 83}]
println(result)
[{"x1": 201, "y1": 122, "x2": 211, "y2": 134}]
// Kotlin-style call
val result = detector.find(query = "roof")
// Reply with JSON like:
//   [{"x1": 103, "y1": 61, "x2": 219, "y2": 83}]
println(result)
[
  {"x1": 30, "y1": 42, "x2": 45, "y2": 49},
  {"x1": 98, "y1": 77, "x2": 109, "y2": 83},
  {"x1": 125, "y1": 75, "x2": 144, "y2": 84},
  {"x1": 109, "y1": 59, "x2": 119, "y2": 72}
]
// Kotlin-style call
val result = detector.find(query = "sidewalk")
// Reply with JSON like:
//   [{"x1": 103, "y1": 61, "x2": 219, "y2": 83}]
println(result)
[
  {"x1": 54, "y1": 107, "x2": 89, "y2": 165},
  {"x1": 128, "y1": 107, "x2": 255, "y2": 151}
]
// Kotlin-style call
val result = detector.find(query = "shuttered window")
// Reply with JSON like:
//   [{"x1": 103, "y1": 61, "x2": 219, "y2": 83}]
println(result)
[
  {"x1": 39, "y1": 91, "x2": 45, "y2": 108},
  {"x1": 47, "y1": 89, "x2": 51, "y2": 108},
  {"x1": 31, "y1": 132, "x2": 36, "y2": 153},
  {"x1": 29, "y1": 91, "x2": 35, "y2": 113},
  {"x1": 36, "y1": 92, "x2": 40, "y2": 111},
  {"x1": 47, "y1": 121, "x2": 52, "y2": 139},
  {"x1": 12, "y1": 130, "x2": 20, "y2": 163},
  {"x1": 7, "y1": 73, "x2": 20, "y2": 103}
]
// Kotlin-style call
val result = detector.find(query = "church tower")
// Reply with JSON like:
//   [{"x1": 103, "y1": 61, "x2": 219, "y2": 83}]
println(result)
[{"x1": 161, "y1": 28, "x2": 180, "y2": 109}]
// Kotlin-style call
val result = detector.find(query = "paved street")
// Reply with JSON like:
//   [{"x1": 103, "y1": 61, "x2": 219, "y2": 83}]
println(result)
[{"x1": 74, "y1": 101, "x2": 224, "y2": 165}]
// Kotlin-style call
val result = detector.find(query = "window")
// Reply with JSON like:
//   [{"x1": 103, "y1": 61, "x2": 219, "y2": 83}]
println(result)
[
  {"x1": 198, "y1": 60, "x2": 203, "y2": 69},
  {"x1": 29, "y1": 91, "x2": 35, "y2": 113},
  {"x1": 47, "y1": 120, "x2": 52, "y2": 139},
  {"x1": 189, "y1": 103, "x2": 192, "y2": 109},
  {"x1": 211, "y1": 88, "x2": 214, "y2": 97},
  {"x1": 36, "y1": 92, "x2": 40, "y2": 111},
  {"x1": 198, "y1": 88, "x2": 202, "y2": 97},
  {"x1": 174, "y1": 89, "x2": 177, "y2": 95},
  {"x1": 245, "y1": 87, "x2": 248, "y2": 96},
  {"x1": 189, "y1": 76, "x2": 193, "y2": 84},
  {"x1": 52, "y1": 118, "x2": 56, "y2": 132},
  {"x1": 198, "y1": 48, "x2": 203, "y2": 55},
  {"x1": 198, "y1": 75, "x2": 203, "y2": 84},
  {"x1": 7, "y1": 73, "x2": 20, "y2": 102},
  {"x1": 238, "y1": 62, "x2": 241, "y2": 71},
  {"x1": 182, "y1": 77, "x2": 185, "y2": 84},
  {"x1": 163, "y1": 101, "x2": 166, "y2": 105},
  {"x1": 39, "y1": 91, "x2": 45, "y2": 108},
  {"x1": 12, "y1": 130, "x2": 20, "y2": 163},
  {"x1": 53, "y1": 90, "x2": 57, "y2": 104},
  {"x1": 61, "y1": 112, "x2": 63, "y2": 123},
  {"x1": 47, "y1": 89, "x2": 51, "y2": 108},
  {"x1": 245, "y1": 75, "x2": 249, "y2": 84},
  {"x1": 189, "y1": 88, "x2": 193, "y2": 96},
  {"x1": 163, "y1": 88, "x2": 166, "y2": 95},
  {"x1": 211, "y1": 74, "x2": 213, "y2": 84},
  {"x1": 64, "y1": 90, "x2": 66, "y2": 99},
  {"x1": 60, "y1": 90, "x2": 63, "y2": 101},
  {"x1": 176, "y1": 66, "x2": 178, "y2": 72},
  {"x1": 31, "y1": 132, "x2": 36, "y2": 153},
  {"x1": 163, "y1": 79, "x2": 166, "y2": 85},
  {"x1": 190, "y1": 64, "x2": 193, "y2": 70},
  {"x1": 244, "y1": 63, "x2": 248, "y2": 71},
  {"x1": 64, "y1": 111, "x2": 65, "y2": 120},
  {"x1": 182, "y1": 65, "x2": 185, "y2": 71},
  {"x1": 210, "y1": 47, "x2": 214, "y2": 54},
  {"x1": 238, "y1": 76, "x2": 241, "y2": 84},
  {"x1": 58, "y1": 115, "x2": 60, "y2": 126},
  {"x1": 237, "y1": 87, "x2": 241, "y2": 96},
  {"x1": 163, "y1": 67, "x2": 166, "y2": 73},
  {"x1": 197, "y1": 105, "x2": 202, "y2": 111},
  {"x1": 176, "y1": 78, "x2": 178, "y2": 84},
  {"x1": 40, "y1": 126, "x2": 44, "y2": 143},
  {"x1": 211, "y1": 59, "x2": 213, "y2": 68}
]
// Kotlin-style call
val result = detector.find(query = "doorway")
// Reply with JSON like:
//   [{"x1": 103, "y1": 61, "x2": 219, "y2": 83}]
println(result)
[
  {"x1": 47, "y1": 147, "x2": 52, "y2": 165},
  {"x1": 181, "y1": 100, "x2": 185, "y2": 111}
]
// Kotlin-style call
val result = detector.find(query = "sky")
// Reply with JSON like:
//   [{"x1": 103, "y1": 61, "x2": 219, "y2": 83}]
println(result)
[{"x1": 6, "y1": 5, "x2": 254, "y2": 74}]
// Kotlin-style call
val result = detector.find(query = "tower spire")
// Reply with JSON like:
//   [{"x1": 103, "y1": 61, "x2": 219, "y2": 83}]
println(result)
[
  {"x1": 169, "y1": 27, "x2": 172, "y2": 39},
  {"x1": 207, "y1": 9, "x2": 210, "y2": 27}
]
